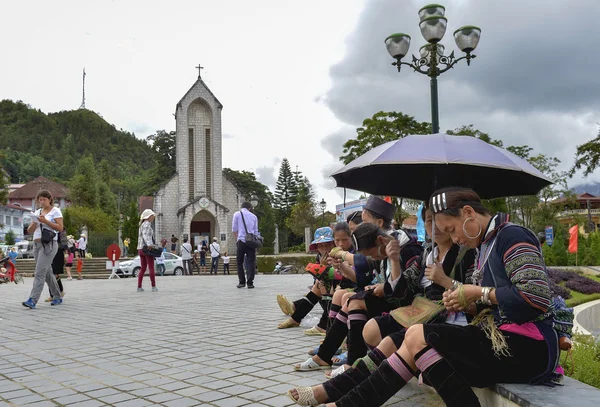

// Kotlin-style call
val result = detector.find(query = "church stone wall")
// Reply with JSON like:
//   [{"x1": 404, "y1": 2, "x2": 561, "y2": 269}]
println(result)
[{"x1": 154, "y1": 175, "x2": 180, "y2": 243}]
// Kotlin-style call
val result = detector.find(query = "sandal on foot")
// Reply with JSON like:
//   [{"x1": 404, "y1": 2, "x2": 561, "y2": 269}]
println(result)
[
  {"x1": 308, "y1": 345, "x2": 343, "y2": 356},
  {"x1": 304, "y1": 326, "x2": 326, "y2": 336},
  {"x1": 286, "y1": 387, "x2": 319, "y2": 406},
  {"x1": 278, "y1": 318, "x2": 300, "y2": 329},
  {"x1": 332, "y1": 351, "x2": 348, "y2": 366},
  {"x1": 277, "y1": 294, "x2": 296, "y2": 316},
  {"x1": 294, "y1": 357, "x2": 331, "y2": 371},
  {"x1": 325, "y1": 365, "x2": 348, "y2": 380}
]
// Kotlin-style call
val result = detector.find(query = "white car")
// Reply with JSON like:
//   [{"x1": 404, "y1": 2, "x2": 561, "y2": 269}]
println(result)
[{"x1": 117, "y1": 253, "x2": 184, "y2": 277}]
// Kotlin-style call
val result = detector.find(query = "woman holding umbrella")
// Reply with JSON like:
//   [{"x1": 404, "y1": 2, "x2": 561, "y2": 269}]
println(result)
[{"x1": 313, "y1": 187, "x2": 559, "y2": 407}]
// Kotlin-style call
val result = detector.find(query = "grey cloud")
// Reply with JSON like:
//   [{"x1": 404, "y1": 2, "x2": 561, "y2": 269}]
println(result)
[
  {"x1": 223, "y1": 133, "x2": 236, "y2": 139},
  {"x1": 323, "y1": 0, "x2": 600, "y2": 183},
  {"x1": 255, "y1": 166, "x2": 277, "y2": 191},
  {"x1": 320, "y1": 126, "x2": 356, "y2": 159}
]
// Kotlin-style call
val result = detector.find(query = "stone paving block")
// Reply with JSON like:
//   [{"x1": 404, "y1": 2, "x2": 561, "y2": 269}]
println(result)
[
  {"x1": 9, "y1": 394, "x2": 47, "y2": 405},
  {"x1": 162, "y1": 397, "x2": 199, "y2": 407},
  {"x1": 240, "y1": 389, "x2": 279, "y2": 402},
  {"x1": 67, "y1": 400, "x2": 108, "y2": 407},
  {"x1": 193, "y1": 390, "x2": 230, "y2": 402},
  {"x1": 259, "y1": 395, "x2": 295, "y2": 407},
  {"x1": 212, "y1": 396, "x2": 252, "y2": 407},
  {"x1": 15, "y1": 401, "x2": 56, "y2": 407},
  {"x1": 98, "y1": 392, "x2": 137, "y2": 404},
  {"x1": 53, "y1": 393, "x2": 91, "y2": 405}
]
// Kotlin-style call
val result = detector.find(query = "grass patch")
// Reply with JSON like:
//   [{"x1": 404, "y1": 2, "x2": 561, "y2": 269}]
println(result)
[
  {"x1": 566, "y1": 292, "x2": 600, "y2": 308},
  {"x1": 561, "y1": 334, "x2": 600, "y2": 389}
]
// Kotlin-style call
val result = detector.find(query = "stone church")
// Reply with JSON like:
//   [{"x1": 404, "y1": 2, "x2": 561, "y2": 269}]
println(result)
[{"x1": 153, "y1": 69, "x2": 245, "y2": 253}]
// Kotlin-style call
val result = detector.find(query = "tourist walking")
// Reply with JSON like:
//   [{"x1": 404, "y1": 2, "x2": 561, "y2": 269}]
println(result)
[
  {"x1": 209, "y1": 237, "x2": 220, "y2": 275},
  {"x1": 180, "y1": 238, "x2": 193, "y2": 275},
  {"x1": 232, "y1": 202, "x2": 259, "y2": 289},
  {"x1": 77, "y1": 233, "x2": 87, "y2": 258},
  {"x1": 137, "y1": 209, "x2": 158, "y2": 292},
  {"x1": 22, "y1": 190, "x2": 64, "y2": 309},
  {"x1": 198, "y1": 243, "x2": 207, "y2": 273}
]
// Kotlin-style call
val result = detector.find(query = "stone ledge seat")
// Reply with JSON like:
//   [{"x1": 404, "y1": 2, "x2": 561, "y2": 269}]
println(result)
[{"x1": 472, "y1": 377, "x2": 600, "y2": 407}]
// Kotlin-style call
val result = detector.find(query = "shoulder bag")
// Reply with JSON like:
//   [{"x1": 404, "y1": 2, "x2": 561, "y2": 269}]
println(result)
[{"x1": 241, "y1": 211, "x2": 263, "y2": 249}]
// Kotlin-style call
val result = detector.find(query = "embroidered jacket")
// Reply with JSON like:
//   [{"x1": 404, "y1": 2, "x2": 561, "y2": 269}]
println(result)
[{"x1": 478, "y1": 213, "x2": 552, "y2": 325}]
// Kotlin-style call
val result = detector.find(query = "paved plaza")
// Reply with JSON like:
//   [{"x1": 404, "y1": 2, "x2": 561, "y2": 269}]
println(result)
[{"x1": 0, "y1": 274, "x2": 440, "y2": 407}]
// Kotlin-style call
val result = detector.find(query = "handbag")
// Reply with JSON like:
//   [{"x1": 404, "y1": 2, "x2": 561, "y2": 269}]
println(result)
[
  {"x1": 241, "y1": 211, "x2": 263, "y2": 249},
  {"x1": 41, "y1": 226, "x2": 56, "y2": 244},
  {"x1": 141, "y1": 232, "x2": 163, "y2": 258}
]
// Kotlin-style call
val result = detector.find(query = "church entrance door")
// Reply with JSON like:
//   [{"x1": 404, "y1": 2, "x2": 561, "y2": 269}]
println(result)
[{"x1": 190, "y1": 210, "x2": 216, "y2": 247}]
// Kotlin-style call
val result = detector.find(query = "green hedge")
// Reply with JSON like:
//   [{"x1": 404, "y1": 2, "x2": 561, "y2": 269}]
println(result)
[{"x1": 257, "y1": 255, "x2": 315, "y2": 274}]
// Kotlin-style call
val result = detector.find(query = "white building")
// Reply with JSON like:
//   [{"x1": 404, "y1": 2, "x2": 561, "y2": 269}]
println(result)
[
  {"x1": 153, "y1": 70, "x2": 245, "y2": 253},
  {"x1": 0, "y1": 204, "x2": 29, "y2": 242}
]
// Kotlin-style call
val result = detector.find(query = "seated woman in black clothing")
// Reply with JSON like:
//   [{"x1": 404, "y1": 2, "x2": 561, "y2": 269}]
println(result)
[
  {"x1": 294, "y1": 222, "x2": 423, "y2": 372},
  {"x1": 314, "y1": 187, "x2": 558, "y2": 407}
]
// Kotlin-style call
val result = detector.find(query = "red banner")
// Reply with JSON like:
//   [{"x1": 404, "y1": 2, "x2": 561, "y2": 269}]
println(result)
[{"x1": 568, "y1": 225, "x2": 578, "y2": 254}]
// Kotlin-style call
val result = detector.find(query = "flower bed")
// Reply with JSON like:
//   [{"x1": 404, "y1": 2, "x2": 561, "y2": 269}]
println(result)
[{"x1": 547, "y1": 269, "x2": 600, "y2": 298}]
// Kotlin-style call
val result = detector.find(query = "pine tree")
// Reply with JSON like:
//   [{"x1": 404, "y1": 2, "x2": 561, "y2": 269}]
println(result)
[{"x1": 273, "y1": 158, "x2": 296, "y2": 216}]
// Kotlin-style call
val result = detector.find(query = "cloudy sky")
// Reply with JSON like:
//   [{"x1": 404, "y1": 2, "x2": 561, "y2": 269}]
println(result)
[{"x1": 2, "y1": 0, "x2": 600, "y2": 209}]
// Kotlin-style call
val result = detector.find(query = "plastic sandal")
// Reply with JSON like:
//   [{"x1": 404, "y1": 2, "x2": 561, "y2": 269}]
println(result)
[
  {"x1": 294, "y1": 357, "x2": 331, "y2": 371},
  {"x1": 286, "y1": 387, "x2": 319, "y2": 406},
  {"x1": 304, "y1": 326, "x2": 326, "y2": 336},
  {"x1": 308, "y1": 345, "x2": 343, "y2": 356},
  {"x1": 324, "y1": 364, "x2": 347, "y2": 380},
  {"x1": 277, "y1": 294, "x2": 295, "y2": 316},
  {"x1": 332, "y1": 351, "x2": 348, "y2": 366},
  {"x1": 278, "y1": 318, "x2": 300, "y2": 329}
]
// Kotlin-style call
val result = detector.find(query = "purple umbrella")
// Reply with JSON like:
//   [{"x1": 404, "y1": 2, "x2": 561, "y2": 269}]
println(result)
[{"x1": 331, "y1": 134, "x2": 551, "y2": 200}]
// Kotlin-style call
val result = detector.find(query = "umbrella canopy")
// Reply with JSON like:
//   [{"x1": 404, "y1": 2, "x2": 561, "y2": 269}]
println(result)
[{"x1": 331, "y1": 134, "x2": 552, "y2": 201}]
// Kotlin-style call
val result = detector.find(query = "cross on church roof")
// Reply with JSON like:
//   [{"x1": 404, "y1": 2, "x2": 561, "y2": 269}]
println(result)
[{"x1": 195, "y1": 64, "x2": 204, "y2": 79}]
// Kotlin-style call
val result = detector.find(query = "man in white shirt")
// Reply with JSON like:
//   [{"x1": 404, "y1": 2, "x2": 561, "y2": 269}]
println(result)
[
  {"x1": 209, "y1": 237, "x2": 220, "y2": 275},
  {"x1": 77, "y1": 234, "x2": 87, "y2": 258},
  {"x1": 232, "y1": 202, "x2": 259, "y2": 289},
  {"x1": 180, "y1": 238, "x2": 194, "y2": 275}
]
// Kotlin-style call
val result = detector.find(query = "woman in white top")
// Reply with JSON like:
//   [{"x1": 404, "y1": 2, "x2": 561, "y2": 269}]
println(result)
[
  {"x1": 137, "y1": 209, "x2": 158, "y2": 292},
  {"x1": 22, "y1": 190, "x2": 64, "y2": 309}
]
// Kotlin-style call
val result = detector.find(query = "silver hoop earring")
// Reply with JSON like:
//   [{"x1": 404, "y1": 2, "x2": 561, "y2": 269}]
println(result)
[
  {"x1": 463, "y1": 217, "x2": 482, "y2": 240},
  {"x1": 377, "y1": 245, "x2": 384, "y2": 257}
]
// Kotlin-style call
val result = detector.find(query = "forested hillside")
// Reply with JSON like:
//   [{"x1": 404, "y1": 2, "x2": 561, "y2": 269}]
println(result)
[{"x1": 0, "y1": 99, "x2": 164, "y2": 197}]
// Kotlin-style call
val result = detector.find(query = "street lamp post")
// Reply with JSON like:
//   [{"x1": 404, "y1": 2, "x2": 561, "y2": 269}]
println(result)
[
  {"x1": 385, "y1": 4, "x2": 481, "y2": 134},
  {"x1": 319, "y1": 198, "x2": 327, "y2": 224},
  {"x1": 250, "y1": 195, "x2": 259, "y2": 210}
]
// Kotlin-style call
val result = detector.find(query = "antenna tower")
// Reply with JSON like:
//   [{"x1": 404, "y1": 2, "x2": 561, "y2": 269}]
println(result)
[{"x1": 79, "y1": 68, "x2": 86, "y2": 109}]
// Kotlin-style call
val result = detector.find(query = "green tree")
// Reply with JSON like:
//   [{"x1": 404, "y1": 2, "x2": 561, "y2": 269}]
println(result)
[
  {"x1": 69, "y1": 156, "x2": 98, "y2": 208},
  {"x1": 446, "y1": 124, "x2": 504, "y2": 147},
  {"x1": 122, "y1": 201, "x2": 140, "y2": 252},
  {"x1": 4, "y1": 229, "x2": 16, "y2": 245},
  {"x1": 97, "y1": 181, "x2": 118, "y2": 216},
  {"x1": 571, "y1": 126, "x2": 600, "y2": 177},
  {"x1": 341, "y1": 111, "x2": 430, "y2": 164},
  {"x1": 273, "y1": 158, "x2": 298, "y2": 218},
  {"x1": 146, "y1": 130, "x2": 176, "y2": 192},
  {"x1": 0, "y1": 156, "x2": 8, "y2": 206},
  {"x1": 286, "y1": 202, "x2": 318, "y2": 236},
  {"x1": 63, "y1": 206, "x2": 117, "y2": 235}
]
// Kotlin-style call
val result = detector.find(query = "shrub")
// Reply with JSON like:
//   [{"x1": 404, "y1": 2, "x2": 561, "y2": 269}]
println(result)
[{"x1": 561, "y1": 335, "x2": 600, "y2": 389}]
